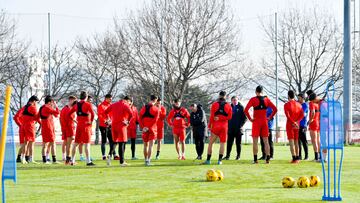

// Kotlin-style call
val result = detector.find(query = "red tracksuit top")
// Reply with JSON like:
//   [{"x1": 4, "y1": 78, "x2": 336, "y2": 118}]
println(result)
[
  {"x1": 208, "y1": 100, "x2": 232, "y2": 129},
  {"x1": 139, "y1": 103, "x2": 160, "y2": 130},
  {"x1": 284, "y1": 100, "x2": 304, "y2": 127},
  {"x1": 167, "y1": 107, "x2": 190, "y2": 129},
  {"x1": 244, "y1": 96, "x2": 277, "y2": 121},
  {"x1": 39, "y1": 104, "x2": 60, "y2": 138}
]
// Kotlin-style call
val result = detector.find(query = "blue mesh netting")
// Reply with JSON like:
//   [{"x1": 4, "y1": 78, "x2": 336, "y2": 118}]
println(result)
[
  {"x1": 0, "y1": 106, "x2": 17, "y2": 182},
  {"x1": 320, "y1": 101, "x2": 344, "y2": 149}
]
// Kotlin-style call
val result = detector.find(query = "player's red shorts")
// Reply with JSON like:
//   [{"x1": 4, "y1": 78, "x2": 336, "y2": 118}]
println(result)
[
  {"x1": 309, "y1": 121, "x2": 320, "y2": 132},
  {"x1": 112, "y1": 125, "x2": 128, "y2": 143},
  {"x1": 142, "y1": 127, "x2": 156, "y2": 142},
  {"x1": 75, "y1": 124, "x2": 92, "y2": 144},
  {"x1": 19, "y1": 126, "x2": 25, "y2": 144},
  {"x1": 23, "y1": 125, "x2": 36, "y2": 142},
  {"x1": 157, "y1": 126, "x2": 164, "y2": 140},
  {"x1": 62, "y1": 129, "x2": 75, "y2": 141},
  {"x1": 42, "y1": 133, "x2": 55, "y2": 143},
  {"x1": 252, "y1": 119, "x2": 269, "y2": 137},
  {"x1": 210, "y1": 125, "x2": 227, "y2": 143},
  {"x1": 173, "y1": 128, "x2": 186, "y2": 142},
  {"x1": 66, "y1": 126, "x2": 76, "y2": 138},
  {"x1": 286, "y1": 125, "x2": 299, "y2": 140},
  {"x1": 127, "y1": 127, "x2": 137, "y2": 139}
]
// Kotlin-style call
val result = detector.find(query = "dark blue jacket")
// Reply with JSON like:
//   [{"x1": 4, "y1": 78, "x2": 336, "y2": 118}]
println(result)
[
  {"x1": 300, "y1": 102, "x2": 308, "y2": 127},
  {"x1": 267, "y1": 107, "x2": 274, "y2": 130},
  {"x1": 228, "y1": 102, "x2": 247, "y2": 129}
]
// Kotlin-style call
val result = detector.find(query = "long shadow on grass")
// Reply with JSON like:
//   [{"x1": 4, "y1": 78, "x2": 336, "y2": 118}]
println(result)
[{"x1": 16, "y1": 159, "x2": 319, "y2": 171}]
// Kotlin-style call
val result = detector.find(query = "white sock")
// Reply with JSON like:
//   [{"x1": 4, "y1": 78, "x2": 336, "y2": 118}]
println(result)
[
  {"x1": 71, "y1": 156, "x2": 75, "y2": 163},
  {"x1": 80, "y1": 154, "x2": 83, "y2": 158}
]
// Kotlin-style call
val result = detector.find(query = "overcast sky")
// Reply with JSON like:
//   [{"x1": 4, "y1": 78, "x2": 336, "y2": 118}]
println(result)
[{"x1": 0, "y1": 0, "x2": 345, "y2": 62}]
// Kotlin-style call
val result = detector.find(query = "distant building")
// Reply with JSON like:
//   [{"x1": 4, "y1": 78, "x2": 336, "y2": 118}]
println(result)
[{"x1": 27, "y1": 56, "x2": 46, "y2": 100}]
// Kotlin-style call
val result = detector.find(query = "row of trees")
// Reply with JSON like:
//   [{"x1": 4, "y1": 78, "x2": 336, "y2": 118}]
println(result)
[{"x1": 0, "y1": 1, "x2": 351, "y2": 117}]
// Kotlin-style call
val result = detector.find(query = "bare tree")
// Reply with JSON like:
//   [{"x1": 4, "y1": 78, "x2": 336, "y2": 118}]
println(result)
[
  {"x1": 122, "y1": 0, "x2": 240, "y2": 105},
  {"x1": 0, "y1": 12, "x2": 31, "y2": 113},
  {"x1": 261, "y1": 8, "x2": 343, "y2": 101},
  {"x1": 202, "y1": 61, "x2": 256, "y2": 99},
  {"x1": 39, "y1": 44, "x2": 82, "y2": 100},
  {"x1": 0, "y1": 12, "x2": 28, "y2": 86},
  {"x1": 76, "y1": 30, "x2": 130, "y2": 106},
  {"x1": 77, "y1": 30, "x2": 130, "y2": 144},
  {"x1": 353, "y1": 48, "x2": 360, "y2": 115},
  {"x1": 2, "y1": 53, "x2": 44, "y2": 114}
]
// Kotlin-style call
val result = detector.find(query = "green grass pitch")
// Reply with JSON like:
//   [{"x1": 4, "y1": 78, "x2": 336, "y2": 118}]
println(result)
[{"x1": 4, "y1": 144, "x2": 360, "y2": 202}]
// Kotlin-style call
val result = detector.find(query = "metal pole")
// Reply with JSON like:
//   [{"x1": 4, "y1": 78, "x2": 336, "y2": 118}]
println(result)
[
  {"x1": 160, "y1": 1, "x2": 165, "y2": 103},
  {"x1": 47, "y1": 12, "x2": 51, "y2": 96},
  {"x1": 354, "y1": 0, "x2": 356, "y2": 50},
  {"x1": 160, "y1": 1, "x2": 166, "y2": 144},
  {"x1": 353, "y1": 0, "x2": 357, "y2": 112},
  {"x1": 275, "y1": 12, "x2": 279, "y2": 133},
  {"x1": 344, "y1": 0, "x2": 353, "y2": 143}
]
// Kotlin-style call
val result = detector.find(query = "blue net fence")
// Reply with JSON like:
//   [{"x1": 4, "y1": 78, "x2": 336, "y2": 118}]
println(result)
[
  {"x1": 0, "y1": 106, "x2": 17, "y2": 182},
  {"x1": 319, "y1": 81, "x2": 344, "y2": 201},
  {"x1": 320, "y1": 101, "x2": 344, "y2": 149}
]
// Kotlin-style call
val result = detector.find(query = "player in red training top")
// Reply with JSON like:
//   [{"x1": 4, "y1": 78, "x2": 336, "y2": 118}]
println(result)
[
  {"x1": 244, "y1": 86, "x2": 277, "y2": 164},
  {"x1": 105, "y1": 96, "x2": 133, "y2": 166},
  {"x1": 307, "y1": 90, "x2": 322, "y2": 162},
  {"x1": 167, "y1": 99, "x2": 190, "y2": 160},
  {"x1": 284, "y1": 90, "x2": 304, "y2": 164},
  {"x1": 14, "y1": 106, "x2": 25, "y2": 163},
  {"x1": 204, "y1": 91, "x2": 232, "y2": 165},
  {"x1": 22, "y1": 95, "x2": 41, "y2": 164},
  {"x1": 39, "y1": 95, "x2": 60, "y2": 164},
  {"x1": 139, "y1": 95, "x2": 160, "y2": 166},
  {"x1": 60, "y1": 95, "x2": 77, "y2": 164},
  {"x1": 68, "y1": 91, "x2": 95, "y2": 166},
  {"x1": 127, "y1": 98, "x2": 139, "y2": 160},
  {"x1": 155, "y1": 98, "x2": 166, "y2": 160}
]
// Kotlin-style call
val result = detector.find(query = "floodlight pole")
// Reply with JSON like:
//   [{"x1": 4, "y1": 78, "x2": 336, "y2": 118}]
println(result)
[
  {"x1": 275, "y1": 12, "x2": 279, "y2": 132},
  {"x1": 48, "y1": 12, "x2": 51, "y2": 96},
  {"x1": 344, "y1": 0, "x2": 353, "y2": 143},
  {"x1": 160, "y1": 1, "x2": 166, "y2": 103}
]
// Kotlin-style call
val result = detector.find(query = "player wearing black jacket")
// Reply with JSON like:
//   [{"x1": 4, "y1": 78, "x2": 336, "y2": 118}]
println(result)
[
  {"x1": 190, "y1": 104, "x2": 207, "y2": 160},
  {"x1": 223, "y1": 96, "x2": 247, "y2": 160}
]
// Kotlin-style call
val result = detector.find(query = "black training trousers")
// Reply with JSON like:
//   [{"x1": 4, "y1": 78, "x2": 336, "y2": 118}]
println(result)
[
  {"x1": 118, "y1": 142, "x2": 126, "y2": 164},
  {"x1": 193, "y1": 126, "x2": 205, "y2": 158},
  {"x1": 226, "y1": 127, "x2": 243, "y2": 158},
  {"x1": 100, "y1": 126, "x2": 115, "y2": 156},
  {"x1": 298, "y1": 126, "x2": 308, "y2": 159},
  {"x1": 260, "y1": 129, "x2": 274, "y2": 158}
]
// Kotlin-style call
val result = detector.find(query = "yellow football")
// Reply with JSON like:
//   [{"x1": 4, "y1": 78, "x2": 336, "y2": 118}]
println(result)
[
  {"x1": 206, "y1": 169, "x2": 218, "y2": 182},
  {"x1": 215, "y1": 170, "x2": 224, "y2": 181},
  {"x1": 282, "y1": 176, "x2": 296, "y2": 188},
  {"x1": 297, "y1": 176, "x2": 310, "y2": 188},
  {"x1": 310, "y1": 176, "x2": 320, "y2": 187}
]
